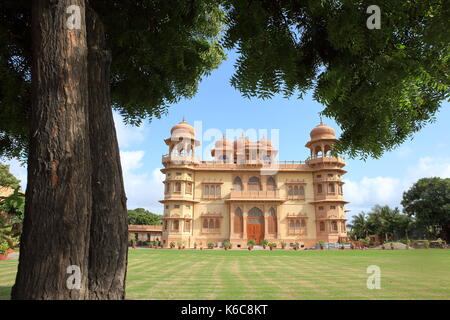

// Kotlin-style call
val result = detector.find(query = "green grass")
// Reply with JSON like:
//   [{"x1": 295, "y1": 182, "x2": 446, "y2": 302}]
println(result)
[{"x1": 1, "y1": 249, "x2": 450, "y2": 299}]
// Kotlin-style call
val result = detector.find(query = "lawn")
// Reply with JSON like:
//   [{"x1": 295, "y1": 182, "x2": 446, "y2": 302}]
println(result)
[{"x1": 1, "y1": 249, "x2": 449, "y2": 300}]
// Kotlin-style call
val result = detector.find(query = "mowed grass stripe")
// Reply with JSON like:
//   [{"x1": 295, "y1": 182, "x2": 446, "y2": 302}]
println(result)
[{"x1": 1, "y1": 249, "x2": 450, "y2": 299}]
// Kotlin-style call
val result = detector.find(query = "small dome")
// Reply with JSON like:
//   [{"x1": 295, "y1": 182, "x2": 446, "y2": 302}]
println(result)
[
  {"x1": 310, "y1": 123, "x2": 336, "y2": 140},
  {"x1": 215, "y1": 137, "x2": 233, "y2": 149},
  {"x1": 171, "y1": 119, "x2": 195, "y2": 138},
  {"x1": 258, "y1": 137, "x2": 272, "y2": 149},
  {"x1": 234, "y1": 136, "x2": 249, "y2": 149}
]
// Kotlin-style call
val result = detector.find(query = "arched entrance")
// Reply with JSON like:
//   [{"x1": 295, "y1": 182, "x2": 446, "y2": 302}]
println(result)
[{"x1": 247, "y1": 207, "x2": 264, "y2": 244}]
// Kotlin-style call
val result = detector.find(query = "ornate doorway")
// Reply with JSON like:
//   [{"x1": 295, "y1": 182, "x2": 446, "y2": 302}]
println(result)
[{"x1": 247, "y1": 207, "x2": 264, "y2": 244}]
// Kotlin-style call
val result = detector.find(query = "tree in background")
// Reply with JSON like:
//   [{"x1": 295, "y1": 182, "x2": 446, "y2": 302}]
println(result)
[
  {"x1": 402, "y1": 177, "x2": 450, "y2": 241},
  {"x1": 0, "y1": 164, "x2": 21, "y2": 189},
  {"x1": 1, "y1": 0, "x2": 224, "y2": 300},
  {"x1": 128, "y1": 208, "x2": 162, "y2": 226},
  {"x1": 348, "y1": 205, "x2": 414, "y2": 241},
  {"x1": 223, "y1": 0, "x2": 449, "y2": 158}
]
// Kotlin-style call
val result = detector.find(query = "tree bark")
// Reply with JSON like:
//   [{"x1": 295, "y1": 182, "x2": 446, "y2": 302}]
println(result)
[
  {"x1": 86, "y1": 7, "x2": 128, "y2": 299},
  {"x1": 12, "y1": 0, "x2": 91, "y2": 299}
]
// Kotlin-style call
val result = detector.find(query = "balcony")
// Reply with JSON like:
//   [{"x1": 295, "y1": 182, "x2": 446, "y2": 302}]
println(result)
[
  {"x1": 227, "y1": 189, "x2": 283, "y2": 202},
  {"x1": 162, "y1": 154, "x2": 198, "y2": 164},
  {"x1": 306, "y1": 156, "x2": 346, "y2": 166}
]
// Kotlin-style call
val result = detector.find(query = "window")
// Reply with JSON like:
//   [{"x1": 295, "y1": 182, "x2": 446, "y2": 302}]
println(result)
[
  {"x1": 202, "y1": 218, "x2": 221, "y2": 233},
  {"x1": 174, "y1": 204, "x2": 180, "y2": 209},
  {"x1": 317, "y1": 184, "x2": 323, "y2": 193},
  {"x1": 339, "y1": 185, "x2": 343, "y2": 194},
  {"x1": 184, "y1": 220, "x2": 191, "y2": 232},
  {"x1": 288, "y1": 218, "x2": 306, "y2": 234},
  {"x1": 165, "y1": 182, "x2": 170, "y2": 194},
  {"x1": 267, "y1": 177, "x2": 276, "y2": 191},
  {"x1": 248, "y1": 176, "x2": 261, "y2": 191},
  {"x1": 164, "y1": 221, "x2": 167, "y2": 231},
  {"x1": 328, "y1": 183, "x2": 335, "y2": 193},
  {"x1": 331, "y1": 221, "x2": 338, "y2": 231},
  {"x1": 172, "y1": 220, "x2": 179, "y2": 231},
  {"x1": 288, "y1": 184, "x2": 304, "y2": 199},
  {"x1": 186, "y1": 182, "x2": 192, "y2": 194},
  {"x1": 188, "y1": 173, "x2": 192, "y2": 177},
  {"x1": 330, "y1": 205, "x2": 336, "y2": 210},
  {"x1": 320, "y1": 221, "x2": 325, "y2": 231},
  {"x1": 268, "y1": 207, "x2": 277, "y2": 234},
  {"x1": 165, "y1": 205, "x2": 169, "y2": 209},
  {"x1": 233, "y1": 177, "x2": 243, "y2": 191},
  {"x1": 185, "y1": 204, "x2": 191, "y2": 209},
  {"x1": 234, "y1": 208, "x2": 243, "y2": 233},
  {"x1": 203, "y1": 184, "x2": 221, "y2": 199},
  {"x1": 176, "y1": 172, "x2": 182, "y2": 176},
  {"x1": 316, "y1": 174, "x2": 322, "y2": 178},
  {"x1": 174, "y1": 181, "x2": 181, "y2": 193},
  {"x1": 318, "y1": 206, "x2": 324, "y2": 210},
  {"x1": 328, "y1": 173, "x2": 333, "y2": 177}
]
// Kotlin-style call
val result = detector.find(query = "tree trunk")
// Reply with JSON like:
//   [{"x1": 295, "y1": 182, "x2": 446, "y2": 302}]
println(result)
[
  {"x1": 86, "y1": 7, "x2": 128, "y2": 299},
  {"x1": 12, "y1": 0, "x2": 91, "y2": 299}
]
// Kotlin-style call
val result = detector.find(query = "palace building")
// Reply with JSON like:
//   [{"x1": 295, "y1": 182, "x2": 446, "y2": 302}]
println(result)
[{"x1": 160, "y1": 120, "x2": 349, "y2": 248}]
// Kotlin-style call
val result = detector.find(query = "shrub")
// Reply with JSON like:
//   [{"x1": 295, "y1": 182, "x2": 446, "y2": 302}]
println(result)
[
  {"x1": 0, "y1": 240, "x2": 9, "y2": 255},
  {"x1": 280, "y1": 241, "x2": 287, "y2": 248},
  {"x1": 207, "y1": 242, "x2": 215, "y2": 249},
  {"x1": 268, "y1": 242, "x2": 276, "y2": 248},
  {"x1": 223, "y1": 241, "x2": 232, "y2": 249},
  {"x1": 169, "y1": 241, "x2": 176, "y2": 248},
  {"x1": 261, "y1": 239, "x2": 269, "y2": 246},
  {"x1": 247, "y1": 239, "x2": 256, "y2": 247}
]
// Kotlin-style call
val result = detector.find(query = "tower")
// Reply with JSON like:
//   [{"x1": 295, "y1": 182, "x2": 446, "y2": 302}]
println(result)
[
  {"x1": 306, "y1": 122, "x2": 349, "y2": 243},
  {"x1": 160, "y1": 119, "x2": 200, "y2": 247}
]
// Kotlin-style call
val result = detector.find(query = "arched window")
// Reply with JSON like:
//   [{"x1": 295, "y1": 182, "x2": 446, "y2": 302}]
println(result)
[
  {"x1": 215, "y1": 219, "x2": 220, "y2": 229},
  {"x1": 215, "y1": 185, "x2": 221, "y2": 197},
  {"x1": 320, "y1": 221, "x2": 325, "y2": 231},
  {"x1": 204, "y1": 185, "x2": 209, "y2": 197},
  {"x1": 173, "y1": 220, "x2": 179, "y2": 231},
  {"x1": 175, "y1": 182, "x2": 181, "y2": 193},
  {"x1": 295, "y1": 220, "x2": 301, "y2": 229},
  {"x1": 203, "y1": 219, "x2": 208, "y2": 229},
  {"x1": 165, "y1": 182, "x2": 170, "y2": 193},
  {"x1": 248, "y1": 176, "x2": 261, "y2": 191},
  {"x1": 293, "y1": 186, "x2": 299, "y2": 195},
  {"x1": 248, "y1": 207, "x2": 263, "y2": 216},
  {"x1": 186, "y1": 182, "x2": 192, "y2": 194},
  {"x1": 299, "y1": 186, "x2": 305, "y2": 196},
  {"x1": 317, "y1": 184, "x2": 323, "y2": 193},
  {"x1": 328, "y1": 183, "x2": 335, "y2": 193},
  {"x1": 233, "y1": 177, "x2": 243, "y2": 191},
  {"x1": 301, "y1": 220, "x2": 306, "y2": 227},
  {"x1": 332, "y1": 221, "x2": 338, "y2": 231},
  {"x1": 267, "y1": 177, "x2": 276, "y2": 191},
  {"x1": 315, "y1": 146, "x2": 323, "y2": 158},
  {"x1": 324, "y1": 145, "x2": 332, "y2": 157},
  {"x1": 209, "y1": 219, "x2": 215, "y2": 229},
  {"x1": 268, "y1": 207, "x2": 277, "y2": 234},
  {"x1": 234, "y1": 208, "x2": 243, "y2": 233},
  {"x1": 184, "y1": 220, "x2": 191, "y2": 232},
  {"x1": 288, "y1": 186, "x2": 293, "y2": 196}
]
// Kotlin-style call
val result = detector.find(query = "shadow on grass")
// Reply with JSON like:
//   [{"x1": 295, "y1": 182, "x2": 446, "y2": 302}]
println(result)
[{"x1": 0, "y1": 286, "x2": 12, "y2": 300}]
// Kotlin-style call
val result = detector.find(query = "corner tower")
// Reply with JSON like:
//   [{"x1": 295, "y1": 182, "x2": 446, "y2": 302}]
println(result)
[{"x1": 306, "y1": 122, "x2": 349, "y2": 243}]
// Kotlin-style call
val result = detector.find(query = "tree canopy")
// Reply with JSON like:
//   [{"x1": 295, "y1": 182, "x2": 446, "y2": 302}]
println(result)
[
  {"x1": 402, "y1": 177, "x2": 450, "y2": 240},
  {"x1": 223, "y1": 0, "x2": 449, "y2": 158},
  {"x1": 0, "y1": 164, "x2": 21, "y2": 189},
  {"x1": 0, "y1": 0, "x2": 225, "y2": 159},
  {"x1": 128, "y1": 208, "x2": 162, "y2": 226}
]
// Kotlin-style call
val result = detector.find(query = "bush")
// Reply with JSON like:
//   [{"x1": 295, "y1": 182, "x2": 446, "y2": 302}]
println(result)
[
  {"x1": 207, "y1": 242, "x2": 215, "y2": 249},
  {"x1": 280, "y1": 241, "x2": 287, "y2": 248},
  {"x1": 261, "y1": 239, "x2": 269, "y2": 246},
  {"x1": 169, "y1": 241, "x2": 176, "y2": 248},
  {"x1": 223, "y1": 241, "x2": 232, "y2": 249},
  {"x1": 247, "y1": 239, "x2": 256, "y2": 247},
  {"x1": 0, "y1": 240, "x2": 9, "y2": 255},
  {"x1": 268, "y1": 242, "x2": 276, "y2": 248}
]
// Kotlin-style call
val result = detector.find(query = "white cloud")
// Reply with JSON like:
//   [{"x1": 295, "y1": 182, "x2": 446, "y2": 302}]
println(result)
[
  {"x1": 345, "y1": 156, "x2": 450, "y2": 218},
  {"x1": 344, "y1": 176, "x2": 402, "y2": 213},
  {"x1": 113, "y1": 113, "x2": 146, "y2": 149},
  {"x1": 119, "y1": 150, "x2": 164, "y2": 214}
]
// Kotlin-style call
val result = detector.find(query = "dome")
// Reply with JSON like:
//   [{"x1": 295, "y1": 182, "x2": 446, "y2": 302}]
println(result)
[
  {"x1": 309, "y1": 123, "x2": 336, "y2": 141},
  {"x1": 258, "y1": 137, "x2": 272, "y2": 149},
  {"x1": 170, "y1": 119, "x2": 195, "y2": 138},
  {"x1": 234, "y1": 136, "x2": 249, "y2": 149},
  {"x1": 215, "y1": 137, "x2": 233, "y2": 150}
]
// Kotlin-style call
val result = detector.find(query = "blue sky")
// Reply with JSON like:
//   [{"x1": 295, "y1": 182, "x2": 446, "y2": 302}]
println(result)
[{"x1": 4, "y1": 50, "x2": 450, "y2": 222}]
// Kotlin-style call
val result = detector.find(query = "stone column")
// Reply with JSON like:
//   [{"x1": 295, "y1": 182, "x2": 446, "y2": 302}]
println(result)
[
  {"x1": 229, "y1": 204, "x2": 234, "y2": 238},
  {"x1": 243, "y1": 204, "x2": 247, "y2": 240}
]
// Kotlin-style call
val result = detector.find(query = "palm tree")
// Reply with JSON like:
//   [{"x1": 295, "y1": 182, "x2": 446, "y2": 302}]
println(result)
[{"x1": 348, "y1": 212, "x2": 370, "y2": 239}]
